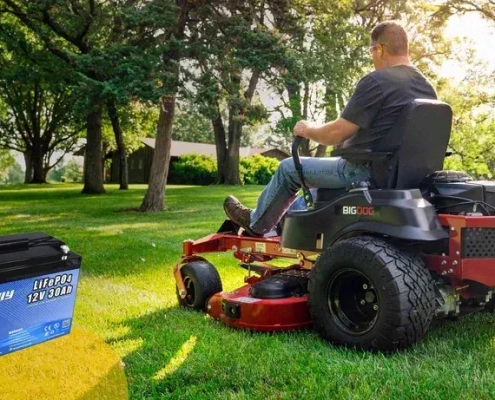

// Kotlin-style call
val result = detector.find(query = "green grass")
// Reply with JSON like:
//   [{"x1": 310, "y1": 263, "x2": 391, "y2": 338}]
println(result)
[{"x1": 2, "y1": 183, "x2": 495, "y2": 399}]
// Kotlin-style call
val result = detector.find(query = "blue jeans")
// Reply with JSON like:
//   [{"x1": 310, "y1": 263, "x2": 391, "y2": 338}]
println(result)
[{"x1": 250, "y1": 157, "x2": 371, "y2": 234}]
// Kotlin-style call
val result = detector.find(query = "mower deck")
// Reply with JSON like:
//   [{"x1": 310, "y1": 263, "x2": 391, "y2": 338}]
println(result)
[{"x1": 208, "y1": 278, "x2": 312, "y2": 332}]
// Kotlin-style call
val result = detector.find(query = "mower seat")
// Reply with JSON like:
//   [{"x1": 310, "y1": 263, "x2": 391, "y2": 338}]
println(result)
[{"x1": 317, "y1": 99, "x2": 452, "y2": 202}]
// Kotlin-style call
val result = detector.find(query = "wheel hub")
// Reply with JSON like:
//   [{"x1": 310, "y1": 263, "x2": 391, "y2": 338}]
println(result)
[
  {"x1": 184, "y1": 276, "x2": 196, "y2": 306},
  {"x1": 365, "y1": 291, "x2": 376, "y2": 303},
  {"x1": 327, "y1": 268, "x2": 379, "y2": 336}
]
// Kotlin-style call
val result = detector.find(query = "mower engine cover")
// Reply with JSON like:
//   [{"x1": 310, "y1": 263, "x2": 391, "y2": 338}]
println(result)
[
  {"x1": 421, "y1": 170, "x2": 495, "y2": 214},
  {"x1": 0, "y1": 232, "x2": 82, "y2": 356}
]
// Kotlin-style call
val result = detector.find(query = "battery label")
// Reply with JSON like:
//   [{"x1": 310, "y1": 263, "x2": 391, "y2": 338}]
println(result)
[{"x1": 0, "y1": 269, "x2": 79, "y2": 356}]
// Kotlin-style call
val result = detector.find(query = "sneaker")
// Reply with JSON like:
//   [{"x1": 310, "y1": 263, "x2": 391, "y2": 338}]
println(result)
[{"x1": 223, "y1": 195, "x2": 262, "y2": 237}]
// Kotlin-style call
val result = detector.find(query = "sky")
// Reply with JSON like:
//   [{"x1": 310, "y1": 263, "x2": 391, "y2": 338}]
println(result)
[{"x1": 441, "y1": 12, "x2": 495, "y2": 80}]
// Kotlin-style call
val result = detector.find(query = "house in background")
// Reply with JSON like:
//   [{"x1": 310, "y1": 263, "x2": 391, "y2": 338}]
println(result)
[{"x1": 108, "y1": 139, "x2": 289, "y2": 184}]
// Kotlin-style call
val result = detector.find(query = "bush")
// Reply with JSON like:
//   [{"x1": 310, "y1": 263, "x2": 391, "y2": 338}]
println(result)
[
  {"x1": 169, "y1": 154, "x2": 217, "y2": 185},
  {"x1": 240, "y1": 154, "x2": 279, "y2": 185},
  {"x1": 168, "y1": 153, "x2": 280, "y2": 185},
  {"x1": 47, "y1": 159, "x2": 83, "y2": 183}
]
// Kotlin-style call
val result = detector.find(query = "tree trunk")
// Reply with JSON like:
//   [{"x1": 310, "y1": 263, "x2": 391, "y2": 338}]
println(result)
[
  {"x1": 221, "y1": 70, "x2": 260, "y2": 185},
  {"x1": 287, "y1": 82, "x2": 311, "y2": 156},
  {"x1": 107, "y1": 99, "x2": 128, "y2": 190},
  {"x1": 224, "y1": 113, "x2": 242, "y2": 185},
  {"x1": 82, "y1": 106, "x2": 105, "y2": 194},
  {"x1": 139, "y1": 95, "x2": 176, "y2": 212},
  {"x1": 23, "y1": 150, "x2": 33, "y2": 184},
  {"x1": 139, "y1": 0, "x2": 187, "y2": 210},
  {"x1": 31, "y1": 141, "x2": 46, "y2": 183},
  {"x1": 315, "y1": 87, "x2": 338, "y2": 157},
  {"x1": 212, "y1": 103, "x2": 227, "y2": 184}
]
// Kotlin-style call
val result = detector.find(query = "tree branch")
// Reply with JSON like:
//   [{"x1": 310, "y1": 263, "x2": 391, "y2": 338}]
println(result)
[{"x1": 244, "y1": 70, "x2": 260, "y2": 102}]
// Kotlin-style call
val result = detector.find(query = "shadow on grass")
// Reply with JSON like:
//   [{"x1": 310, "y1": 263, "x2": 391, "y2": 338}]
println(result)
[
  {"x1": 111, "y1": 301, "x2": 495, "y2": 400},
  {"x1": 79, "y1": 362, "x2": 129, "y2": 400},
  {"x1": 1, "y1": 184, "x2": 243, "y2": 278}
]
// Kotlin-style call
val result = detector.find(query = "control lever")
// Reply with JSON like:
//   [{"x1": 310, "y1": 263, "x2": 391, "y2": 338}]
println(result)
[{"x1": 292, "y1": 136, "x2": 314, "y2": 208}]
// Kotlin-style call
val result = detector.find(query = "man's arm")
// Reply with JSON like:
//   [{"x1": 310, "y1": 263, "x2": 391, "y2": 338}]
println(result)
[
  {"x1": 293, "y1": 118, "x2": 359, "y2": 146},
  {"x1": 293, "y1": 74, "x2": 383, "y2": 146}
]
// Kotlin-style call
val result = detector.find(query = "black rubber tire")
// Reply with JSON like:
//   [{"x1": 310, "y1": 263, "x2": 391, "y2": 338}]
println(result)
[
  {"x1": 176, "y1": 261, "x2": 222, "y2": 312},
  {"x1": 308, "y1": 236, "x2": 437, "y2": 352}
]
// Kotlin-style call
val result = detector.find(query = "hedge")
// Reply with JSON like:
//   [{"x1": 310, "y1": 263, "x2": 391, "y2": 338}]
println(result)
[{"x1": 169, "y1": 153, "x2": 280, "y2": 185}]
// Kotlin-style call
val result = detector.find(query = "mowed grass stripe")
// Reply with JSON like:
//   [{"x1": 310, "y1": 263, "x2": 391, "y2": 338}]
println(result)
[{"x1": 1, "y1": 184, "x2": 495, "y2": 399}]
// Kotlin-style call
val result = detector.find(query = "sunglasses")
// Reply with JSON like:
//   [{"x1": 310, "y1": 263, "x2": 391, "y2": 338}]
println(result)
[{"x1": 369, "y1": 43, "x2": 387, "y2": 53}]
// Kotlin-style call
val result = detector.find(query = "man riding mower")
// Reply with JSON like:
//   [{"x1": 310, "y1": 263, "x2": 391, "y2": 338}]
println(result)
[
  {"x1": 174, "y1": 98, "x2": 495, "y2": 352},
  {"x1": 173, "y1": 21, "x2": 495, "y2": 352}
]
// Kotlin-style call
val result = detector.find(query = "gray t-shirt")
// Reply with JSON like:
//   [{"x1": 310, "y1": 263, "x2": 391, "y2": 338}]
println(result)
[{"x1": 341, "y1": 65, "x2": 437, "y2": 150}]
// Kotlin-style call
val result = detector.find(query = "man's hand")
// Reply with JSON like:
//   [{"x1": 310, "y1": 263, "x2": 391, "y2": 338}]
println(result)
[{"x1": 293, "y1": 120, "x2": 314, "y2": 138}]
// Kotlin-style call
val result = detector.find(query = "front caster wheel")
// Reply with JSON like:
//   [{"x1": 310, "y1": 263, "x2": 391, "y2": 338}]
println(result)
[
  {"x1": 176, "y1": 261, "x2": 222, "y2": 312},
  {"x1": 309, "y1": 236, "x2": 437, "y2": 352}
]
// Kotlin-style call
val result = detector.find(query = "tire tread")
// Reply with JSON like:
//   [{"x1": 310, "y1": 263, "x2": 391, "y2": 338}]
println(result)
[{"x1": 309, "y1": 236, "x2": 436, "y2": 352}]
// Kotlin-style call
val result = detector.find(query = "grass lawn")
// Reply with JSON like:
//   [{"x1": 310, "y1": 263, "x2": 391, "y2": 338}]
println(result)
[{"x1": 1, "y1": 183, "x2": 495, "y2": 399}]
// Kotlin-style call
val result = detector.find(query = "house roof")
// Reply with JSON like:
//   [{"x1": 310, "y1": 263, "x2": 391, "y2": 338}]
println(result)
[{"x1": 140, "y1": 138, "x2": 288, "y2": 158}]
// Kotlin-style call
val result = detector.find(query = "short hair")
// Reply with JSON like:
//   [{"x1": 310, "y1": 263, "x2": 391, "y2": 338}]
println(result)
[{"x1": 371, "y1": 21, "x2": 409, "y2": 56}]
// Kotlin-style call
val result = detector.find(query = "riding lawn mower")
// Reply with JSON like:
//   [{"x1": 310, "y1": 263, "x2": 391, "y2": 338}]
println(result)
[{"x1": 173, "y1": 99, "x2": 495, "y2": 352}]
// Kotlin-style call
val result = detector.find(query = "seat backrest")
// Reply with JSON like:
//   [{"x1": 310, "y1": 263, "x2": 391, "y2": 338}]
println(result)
[{"x1": 372, "y1": 99, "x2": 452, "y2": 189}]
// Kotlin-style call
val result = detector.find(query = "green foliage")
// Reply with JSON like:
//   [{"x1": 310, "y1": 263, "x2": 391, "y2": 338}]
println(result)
[
  {"x1": 169, "y1": 153, "x2": 280, "y2": 185},
  {"x1": 266, "y1": 0, "x2": 454, "y2": 153},
  {"x1": 0, "y1": 161, "x2": 23, "y2": 184},
  {"x1": 169, "y1": 154, "x2": 217, "y2": 185},
  {"x1": 173, "y1": 104, "x2": 214, "y2": 144},
  {"x1": 240, "y1": 155, "x2": 279, "y2": 185},
  {"x1": 102, "y1": 102, "x2": 159, "y2": 154},
  {"x1": 0, "y1": 150, "x2": 14, "y2": 181},
  {"x1": 439, "y1": 77, "x2": 495, "y2": 179},
  {"x1": 47, "y1": 159, "x2": 84, "y2": 183}
]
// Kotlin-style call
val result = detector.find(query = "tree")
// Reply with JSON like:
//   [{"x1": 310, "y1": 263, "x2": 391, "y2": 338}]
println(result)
[
  {"x1": 189, "y1": 1, "x2": 285, "y2": 184},
  {"x1": 0, "y1": 13, "x2": 83, "y2": 183},
  {"x1": 0, "y1": 67, "x2": 80, "y2": 183},
  {"x1": 0, "y1": 0, "x2": 174, "y2": 193},
  {"x1": 2, "y1": 161, "x2": 23, "y2": 184},
  {"x1": 173, "y1": 103, "x2": 215, "y2": 144},
  {"x1": 138, "y1": 0, "x2": 192, "y2": 211},
  {"x1": 0, "y1": 0, "x2": 106, "y2": 192},
  {"x1": 47, "y1": 159, "x2": 83, "y2": 182},
  {"x1": 439, "y1": 70, "x2": 495, "y2": 178}
]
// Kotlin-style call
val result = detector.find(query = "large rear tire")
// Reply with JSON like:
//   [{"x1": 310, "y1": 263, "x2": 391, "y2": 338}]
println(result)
[
  {"x1": 309, "y1": 236, "x2": 437, "y2": 352},
  {"x1": 176, "y1": 261, "x2": 222, "y2": 312},
  {"x1": 485, "y1": 296, "x2": 495, "y2": 312}
]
